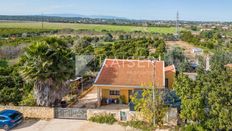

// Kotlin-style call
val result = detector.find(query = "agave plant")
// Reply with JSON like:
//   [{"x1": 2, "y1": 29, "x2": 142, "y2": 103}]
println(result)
[{"x1": 19, "y1": 38, "x2": 75, "y2": 106}]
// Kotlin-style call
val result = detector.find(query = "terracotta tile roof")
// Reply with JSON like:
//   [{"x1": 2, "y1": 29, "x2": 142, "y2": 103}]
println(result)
[
  {"x1": 165, "y1": 65, "x2": 176, "y2": 72},
  {"x1": 94, "y1": 59, "x2": 165, "y2": 88},
  {"x1": 225, "y1": 64, "x2": 232, "y2": 68}
]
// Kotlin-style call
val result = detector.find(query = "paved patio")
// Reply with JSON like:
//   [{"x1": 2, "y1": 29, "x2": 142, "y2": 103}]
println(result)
[
  {"x1": 98, "y1": 104, "x2": 129, "y2": 110},
  {"x1": 72, "y1": 87, "x2": 98, "y2": 108}
]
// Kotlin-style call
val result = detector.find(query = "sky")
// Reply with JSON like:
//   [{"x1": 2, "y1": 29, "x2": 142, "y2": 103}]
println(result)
[{"x1": 0, "y1": 0, "x2": 232, "y2": 21}]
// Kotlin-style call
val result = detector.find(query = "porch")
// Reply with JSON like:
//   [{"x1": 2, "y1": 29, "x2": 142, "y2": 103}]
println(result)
[
  {"x1": 98, "y1": 104, "x2": 129, "y2": 110},
  {"x1": 96, "y1": 86, "x2": 143, "y2": 107},
  {"x1": 71, "y1": 86, "x2": 142, "y2": 109}
]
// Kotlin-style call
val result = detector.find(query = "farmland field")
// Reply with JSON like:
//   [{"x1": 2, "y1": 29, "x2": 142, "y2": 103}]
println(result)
[{"x1": 0, "y1": 21, "x2": 177, "y2": 34}]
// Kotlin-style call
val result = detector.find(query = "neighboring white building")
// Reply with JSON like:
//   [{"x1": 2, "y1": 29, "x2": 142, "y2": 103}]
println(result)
[
  {"x1": 200, "y1": 28, "x2": 212, "y2": 32},
  {"x1": 183, "y1": 73, "x2": 197, "y2": 81},
  {"x1": 192, "y1": 48, "x2": 203, "y2": 55}
]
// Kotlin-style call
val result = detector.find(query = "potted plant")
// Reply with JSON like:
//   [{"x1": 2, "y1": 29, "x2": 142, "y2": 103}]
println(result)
[{"x1": 119, "y1": 95, "x2": 126, "y2": 104}]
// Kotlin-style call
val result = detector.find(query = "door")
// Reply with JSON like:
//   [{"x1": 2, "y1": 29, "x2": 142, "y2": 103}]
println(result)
[
  {"x1": 128, "y1": 90, "x2": 132, "y2": 102},
  {"x1": 165, "y1": 78, "x2": 169, "y2": 88},
  {"x1": 120, "y1": 111, "x2": 127, "y2": 121}
]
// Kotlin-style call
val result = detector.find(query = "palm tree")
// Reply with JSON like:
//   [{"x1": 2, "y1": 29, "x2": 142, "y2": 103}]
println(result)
[{"x1": 19, "y1": 38, "x2": 75, "y2": 106}]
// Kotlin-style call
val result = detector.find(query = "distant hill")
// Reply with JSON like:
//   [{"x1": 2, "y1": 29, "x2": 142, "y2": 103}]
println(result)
[
  {"x1": 46, "y1": 14, "x2": 127, "y2": 19},
  {"x1": 0, "y1": 14, "x2": 225, "y2": 26},
  {"x1": 44, "y1": 14, "x2": 85, "y2": 18},
  {"x1": 88, "y1": 15, "x2": 127, "y2": 19},
  {"x1": 0, "y1": 15, "x2": 135, "y2": 25},
  {"x1": 0, "y1": 15, "x2": 149, "y2": 26}
]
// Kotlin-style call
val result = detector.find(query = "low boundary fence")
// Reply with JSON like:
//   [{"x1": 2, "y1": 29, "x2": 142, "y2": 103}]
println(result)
[{"x1": 0, "y1": 106, "x2": 178, "y2": 126}]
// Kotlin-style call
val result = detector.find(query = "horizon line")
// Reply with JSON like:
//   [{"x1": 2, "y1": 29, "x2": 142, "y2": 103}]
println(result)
[{"x1": 0, "y1": 14, "x2": 231, "y2": 23}]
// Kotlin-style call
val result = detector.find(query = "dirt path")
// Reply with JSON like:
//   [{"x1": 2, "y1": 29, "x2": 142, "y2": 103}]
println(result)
[{"x1": 166, "y1": 41, "x2": 197, "y2": 59}]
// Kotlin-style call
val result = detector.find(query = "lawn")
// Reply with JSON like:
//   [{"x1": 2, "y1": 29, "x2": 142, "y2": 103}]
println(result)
[{"x1": 0, "y1": 21, "x2": 177, "y2": 34}]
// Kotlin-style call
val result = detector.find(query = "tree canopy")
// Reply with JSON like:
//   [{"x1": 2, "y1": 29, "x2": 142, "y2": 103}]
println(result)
[
  {"x1": 19, "y1": 38, "x2": 75, "y2": 106},
  {"x1": 131, "y1": 87, "x2": 168, "y2": 127},
  {"x1": 174, "y1": 51, "x2": 232, "y2": 130}
]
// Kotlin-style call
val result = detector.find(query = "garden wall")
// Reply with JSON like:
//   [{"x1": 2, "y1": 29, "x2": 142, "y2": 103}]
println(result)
[
  {"x1": 0, "y1": 106, "x2": 178, "y2": 126},
  {"x1": 87, "y1": 108, "x2": 178, "y2": 126},
  {"x1": 0, "y1": 106, "x2": 54, "y2": 119}
]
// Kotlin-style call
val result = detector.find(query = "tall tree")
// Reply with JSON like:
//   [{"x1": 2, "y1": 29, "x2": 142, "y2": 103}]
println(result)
[
  {"x1": 174, "y1": 51, "x2": 232, "y2": 130},
  {"x1": 131, "y1": 87, "x2": 167, "y2": 126},
  {"x1": 174, "y1": 74, "x2": 206, "y2": 123},
  {"x1": 19, "y1": 38, "x2": 75, "y2": 106},
  {"x1": 165, "y1": 47, "x2": 190, "y2": 72}
]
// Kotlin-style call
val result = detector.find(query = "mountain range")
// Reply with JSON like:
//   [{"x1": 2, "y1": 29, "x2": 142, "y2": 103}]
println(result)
[{"x1": 44, "y1": 14, "x2": 127, "y2": 19}]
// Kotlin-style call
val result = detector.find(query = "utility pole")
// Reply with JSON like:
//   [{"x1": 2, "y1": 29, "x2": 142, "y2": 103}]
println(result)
[
  {"x1": 176, "y1": 11, "x2": 179, "y2": 39},
  {"x1": 206, "y1": 55, "x2": 210, "y2": 71},
  {"x1": 151, "y1": 60, "x2": 156, "y2": 101},
  {"x1": 151, "y1": 60, "x2": 156, "y2": 126},
  {"x1": 41, "y1": 12, "x2": 44, "y2": 29}
]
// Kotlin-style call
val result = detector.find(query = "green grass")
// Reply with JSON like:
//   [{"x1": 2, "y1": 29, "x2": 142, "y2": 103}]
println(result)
[{"x1": 0, "y1": 21, "x2": 177, "y2": 34}]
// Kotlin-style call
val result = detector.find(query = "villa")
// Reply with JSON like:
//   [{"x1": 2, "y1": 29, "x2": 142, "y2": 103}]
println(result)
[{"x1": 91, "y1": 59, "x2": 176, "y2": 106}]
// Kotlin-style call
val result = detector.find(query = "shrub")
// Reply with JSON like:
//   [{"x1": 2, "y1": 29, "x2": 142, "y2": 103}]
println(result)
[
  {"x1": 0, "y1": 59, "x2": 8, "y2": 67},
  {"x1": 89, "y1": 114, "x2": 117, "y2": 125},
  {"x1": 182, "y1": 124, "x2": 206, "y2": 131},
  {"x1": 20, "y1": 91, "x2": 36, "y2": 106},
  {"x1": 0, "y1": 64, "x2": 23, "y2": 105},
  {"x1": 0, "y1": 87, "x2": 22, "y2": 105},
  {"x1": 124, "y1": 120, "x2": 155, "y2": 131},
  {"x1": 119, "y1": 95, "x2": 126, "y2": 104}
]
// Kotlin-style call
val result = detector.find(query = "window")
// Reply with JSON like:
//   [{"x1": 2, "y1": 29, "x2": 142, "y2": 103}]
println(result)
[
  {"x1": 0, "y1": 116, "x2": 6, "y2": 120},
  {"x1": 134, "y1": 90, "x2": 143, "y2": 98},
  {"x1": 110, "y1": 90, "x2": 120, "y2": 96},
  {"x1": 9, "y1": 113, "x2": 20, "y2": 120}
]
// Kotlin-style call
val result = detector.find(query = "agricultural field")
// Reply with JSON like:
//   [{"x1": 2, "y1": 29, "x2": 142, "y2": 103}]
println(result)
[{"x1": 0, "y1": 21, "x2": 177, "y2": 34}]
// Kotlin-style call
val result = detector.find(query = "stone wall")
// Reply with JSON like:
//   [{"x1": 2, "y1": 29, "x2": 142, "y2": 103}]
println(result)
[
  {"x1": 87, "y1": 108, "x2": 178, "y2": 126},
  {"x1": 0, "y1": 106, "x2": 54, "y2": 119},
  {"x1": 0, "y1": 106, "x2": 178, "y2": 126}
]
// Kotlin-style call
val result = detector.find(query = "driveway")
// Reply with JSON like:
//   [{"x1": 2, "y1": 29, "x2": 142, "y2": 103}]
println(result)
[{"x1": 0, "y1": 119, "x2": 139, "y2": 131}]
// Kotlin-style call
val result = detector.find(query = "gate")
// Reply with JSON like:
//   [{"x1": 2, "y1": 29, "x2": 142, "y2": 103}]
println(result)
[{"x1": 54, "y1": 108, "x2": 87, "y2": 120}]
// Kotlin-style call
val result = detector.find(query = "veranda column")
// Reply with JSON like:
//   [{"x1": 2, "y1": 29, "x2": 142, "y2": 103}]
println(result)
[{"x1": 97, "y1": 87, "x2": 101, "y2": 107}]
